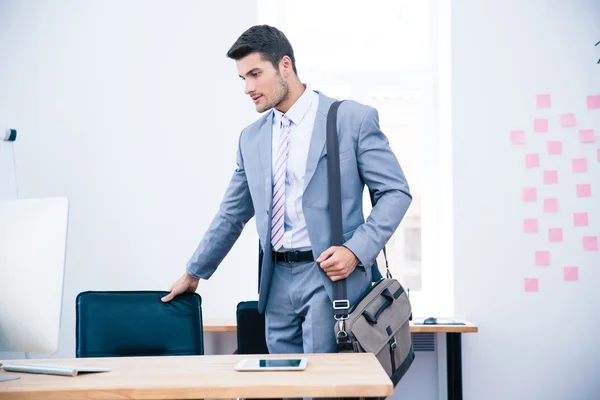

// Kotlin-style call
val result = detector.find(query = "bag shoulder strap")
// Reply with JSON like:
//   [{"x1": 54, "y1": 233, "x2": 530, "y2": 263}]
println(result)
[{"x1": 326, "y1": 101, "x2": 391, "y2": 320}]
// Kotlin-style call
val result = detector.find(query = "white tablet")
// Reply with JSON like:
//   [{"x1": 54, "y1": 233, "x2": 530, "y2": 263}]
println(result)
[{"x1": 235, "y1": 357, "x2": 308, "y2": 371}]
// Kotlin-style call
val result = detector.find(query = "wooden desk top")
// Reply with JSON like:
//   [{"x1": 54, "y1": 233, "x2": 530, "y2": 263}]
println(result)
[
  {"x1": 0, "y1": 353, "x2": 392, "y2": 399},
  {"x1": 203, "y1": 318, "x2": 479, "y2": 333}
]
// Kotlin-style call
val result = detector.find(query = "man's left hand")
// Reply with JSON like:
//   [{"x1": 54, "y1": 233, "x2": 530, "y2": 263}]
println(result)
[{"x1": 316, "y1": 246, "x2": 360, "y2": 281}]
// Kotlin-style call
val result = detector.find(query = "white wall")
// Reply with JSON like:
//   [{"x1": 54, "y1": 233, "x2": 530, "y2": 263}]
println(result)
[
  {"x1": 452, "y1": 1, "x2": 600, "y2": 399},
  {"x1": 0, "y1": 0, "x2": 259, "y2": 359},
  {"x1": 0, "y1": 141, "x2": 18, "y2": 198}
]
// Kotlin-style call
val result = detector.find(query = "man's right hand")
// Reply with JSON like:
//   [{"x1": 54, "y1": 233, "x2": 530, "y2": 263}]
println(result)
[{"x1": 161, "y1": 272, "x2": 199, "y2": 302}]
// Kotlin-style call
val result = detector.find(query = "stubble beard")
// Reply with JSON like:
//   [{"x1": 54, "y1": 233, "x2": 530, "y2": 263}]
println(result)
[{"x1": 256, "y1": 73, "x2": 289, "y2": 113}]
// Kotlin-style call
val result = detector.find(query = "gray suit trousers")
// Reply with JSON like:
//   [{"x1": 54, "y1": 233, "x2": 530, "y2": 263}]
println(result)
[{"x1": 265, "y1": 260, "x2": 337, "y2": 355}]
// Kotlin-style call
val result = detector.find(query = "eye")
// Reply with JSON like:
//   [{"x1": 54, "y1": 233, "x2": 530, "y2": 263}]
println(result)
[{"x1": 251, "y1": 72, "x2": 260, "y2": 78}]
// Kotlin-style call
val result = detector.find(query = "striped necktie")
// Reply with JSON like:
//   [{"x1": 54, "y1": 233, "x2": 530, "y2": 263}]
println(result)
[{"x1": 271, "y1": 114, "x2": 292, "y2": 250}]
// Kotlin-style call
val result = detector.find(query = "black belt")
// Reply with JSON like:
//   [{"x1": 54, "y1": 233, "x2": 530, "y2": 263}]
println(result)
[{"x1": 272, "y1": 250, "x2": 314, "y2": 263}]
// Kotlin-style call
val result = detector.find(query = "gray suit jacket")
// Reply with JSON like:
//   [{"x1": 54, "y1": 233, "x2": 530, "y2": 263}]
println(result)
[{"x1": 187, "y1": 91, "x2": 412, "y2": 313}]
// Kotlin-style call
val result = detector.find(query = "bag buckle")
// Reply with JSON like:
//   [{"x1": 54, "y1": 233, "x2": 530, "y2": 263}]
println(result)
[
  {"x1": 333, "y1": 300, "x2": 349, "y2": 310},
  {"x1": 390, "y1": 336, "x2": 397, "y2": 350},
  {"x1": 336, "y1": 320, "x2": 348, "y2": 343}
]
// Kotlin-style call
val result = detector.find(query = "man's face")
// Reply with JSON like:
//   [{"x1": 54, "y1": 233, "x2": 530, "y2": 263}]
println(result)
[{"x1": 237, "y1": 52, "x2": 289, "y2": 113}]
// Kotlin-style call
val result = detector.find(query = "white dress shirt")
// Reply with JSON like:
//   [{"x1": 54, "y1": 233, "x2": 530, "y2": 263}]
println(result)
[{"x1": 272, "y1": 87, "x2": 319, "y2": 251}]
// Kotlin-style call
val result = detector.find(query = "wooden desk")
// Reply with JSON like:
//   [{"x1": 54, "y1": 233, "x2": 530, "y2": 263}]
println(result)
[
  {"x1": 0, "y1": 353, "x2": 392, "y2": 399},
  {"x1": 203, "y1": 318, "x2": 479, "y2": 334},
  {"x1": 203, "y1": 318, "x2": 478, "y2": 400}
]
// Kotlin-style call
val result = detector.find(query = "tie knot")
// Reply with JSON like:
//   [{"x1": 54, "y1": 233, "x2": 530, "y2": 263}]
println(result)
[{"x1": 281, "y1": 114, "x2": 291, "y2": 128}]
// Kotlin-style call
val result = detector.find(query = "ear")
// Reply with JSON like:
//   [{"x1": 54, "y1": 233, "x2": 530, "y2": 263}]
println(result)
[{"x1": 280, "y1": 56, "x2": 293, "y2": 78}]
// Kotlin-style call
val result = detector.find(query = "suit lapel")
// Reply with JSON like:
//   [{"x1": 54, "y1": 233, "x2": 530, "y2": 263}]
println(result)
[
  {"x1": 304, "y1": 92, "x2": 335, "y2": 191},
  {"x1": 258, "y1": 111, "x2": 274, "y2": 211}
]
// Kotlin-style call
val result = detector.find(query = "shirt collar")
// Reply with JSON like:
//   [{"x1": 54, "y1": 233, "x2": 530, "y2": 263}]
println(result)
[{"x1": 273, "y1": 85, "x2": 314, "y2": 128}]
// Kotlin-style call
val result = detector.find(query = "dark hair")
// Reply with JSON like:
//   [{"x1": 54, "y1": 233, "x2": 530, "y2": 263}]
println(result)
[{"x1": 226, "y1": 25, "x2": 298, "y2": 75}]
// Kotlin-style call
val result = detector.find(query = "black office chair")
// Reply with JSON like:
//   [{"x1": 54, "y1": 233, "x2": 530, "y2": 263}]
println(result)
[
  {"x1": 76, "y1": 291, "x2": 204, "y2": 358},
  {"x1": 236, "y1": 301, "x2": 269, "y2": 355},
  {"x1": 237, "y1": 243, "x2": 270, "y2": 356}
]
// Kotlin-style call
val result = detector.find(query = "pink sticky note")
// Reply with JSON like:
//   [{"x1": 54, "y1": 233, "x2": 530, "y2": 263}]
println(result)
[
  {"x1": 544, "y1": 170, "x2": 558, "y2": 184},
  {"x1": 523, "y1": 188, "x2": 537, "y2": 202},
  {"x1": 534, "y1": 119, "x2": 548, "y2": 132},
  {"x1": 535, "y1": 251, "x2": 550, "y2": 265},
  {"x1": 510, "y1": 130, "x2": 525, "y2": 145},
  {"x1": 587, "y1": 95, "x2": 600, "y2": 109},
  {"x1": 560, "y1": 113, "x2": 577, "y2": 127},
  {"x1": 580, "y1": 129, "x2": 595, "y2": 143},
  {"x1": 548, "y1": 228, "x2": 563, "y2": 242},
  {"x1": 572, "y1": 158, "x2": 588, "y2": 173},
  {"x1": 537, "y1": 94, "x2": 551, "y2": 108},
  {"x1": 574, "y1": 212, "x2": 589, "y2": 227},
  {"x1": 525, "y1": 154, "x2": 540, "y2": 168},
  {"x1": 544, "y1": 198, "x2": 558, "y2": 212},
  {"x1": 524, "y1": 218, "x2": 538, "y2": 233},
  {"x1": 524, "y1": 278, "x2": 539, "y2": 292},
  {"x1": 576, "y1": 183, "x2": 591, "y2": 198},
  {"x1": 548, "y1": 141, "x2": 562, "y2": 155},
  {"x1": 583, "y1": 236, "x2": 598, "y2": 251},
  {"x1": 564, "y1": 267, "x2": 578, "y2": 282}
]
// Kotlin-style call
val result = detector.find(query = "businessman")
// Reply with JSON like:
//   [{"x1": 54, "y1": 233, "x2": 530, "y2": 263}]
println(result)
[{"x1": 162, "y1": 25, "x2": 411, "y2": 355}]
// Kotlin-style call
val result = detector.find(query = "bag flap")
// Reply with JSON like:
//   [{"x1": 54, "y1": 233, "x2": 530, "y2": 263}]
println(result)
[{"x1": 349, "y1": 280, "x2": 412, "y2": 354}]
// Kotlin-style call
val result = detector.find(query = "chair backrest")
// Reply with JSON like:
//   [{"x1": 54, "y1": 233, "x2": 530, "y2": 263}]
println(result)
[
  {"x1": 76, "y1": 291, "x2": 203, "y2": 358},
  {"x1": 236, "y1": 301, "x2": 269, "y2": 355}
]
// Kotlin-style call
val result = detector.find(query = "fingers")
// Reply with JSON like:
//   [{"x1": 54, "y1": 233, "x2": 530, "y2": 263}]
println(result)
[
  {"x1": 319, "y1": 247, "x2": 345, "y2": 275},
  {"x1": 316, "y1": 246, "x2": 337, "y2": 263},
  {"x1": 327, "y1": 261, "x2": 355, "y2": 280},
  {"x1": 321, "y1": 262, "x2": 344, "y2": 272},
  {"x1": 327, "y1": 269, "x2": 351, "y2": 281},
  {"x1": 162, "y1": 281, "x2": 182, "y2": 302},
  {"x1": 329, "y1": 274, "x2": 347, "y2": 282},
  {"x1": 161, "y1": 290, "x2": 175, "y2": 303},
  {"x1": 320, "y1": 257, "x2": 336, "y2": 270},
  {"x1": 320, "y1": 250, "x2": 357, "y2": 281},
  {"x1": 321, "y1": 258, "x2": 349, "y2": 280}
]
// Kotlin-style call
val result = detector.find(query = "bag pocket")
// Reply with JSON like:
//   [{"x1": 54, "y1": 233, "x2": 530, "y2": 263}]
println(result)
[{"x1": 349, "y1": 279, "x2": 411, "y2": 355}]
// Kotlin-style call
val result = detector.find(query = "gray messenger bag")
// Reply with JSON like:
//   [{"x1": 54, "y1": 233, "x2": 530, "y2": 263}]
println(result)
[{"x1": 326, "y1": 100, "x2": 415, "y2": 387}]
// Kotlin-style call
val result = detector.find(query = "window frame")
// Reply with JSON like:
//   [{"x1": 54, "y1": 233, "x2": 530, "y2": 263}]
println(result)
[{"x1": 256, "y1": 0, "x2": 454, "y2": 317}]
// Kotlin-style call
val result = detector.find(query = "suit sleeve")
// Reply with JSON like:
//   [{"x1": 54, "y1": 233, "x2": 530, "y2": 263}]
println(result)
[
  {"x1": 342, "y1": 107, "x2": 412, "y2": 269},
  {"x1": 186, "y1": 132, "x2": 255, "y2": 279}
]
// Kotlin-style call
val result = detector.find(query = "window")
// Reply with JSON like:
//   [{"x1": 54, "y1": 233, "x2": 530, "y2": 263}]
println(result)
[{"x1": 257, "y1": 0, "x2": 453, "y2": 316}]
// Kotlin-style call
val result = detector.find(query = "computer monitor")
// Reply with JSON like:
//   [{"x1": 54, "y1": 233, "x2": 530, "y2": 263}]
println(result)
[{"x1": 0, "y1": 197, "x2": 69, "y2": 380}]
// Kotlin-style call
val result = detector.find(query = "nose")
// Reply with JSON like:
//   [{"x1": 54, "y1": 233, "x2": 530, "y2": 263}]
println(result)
[{"x1": 244, "y1": 80, "x2": 255, "y2": 95}]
